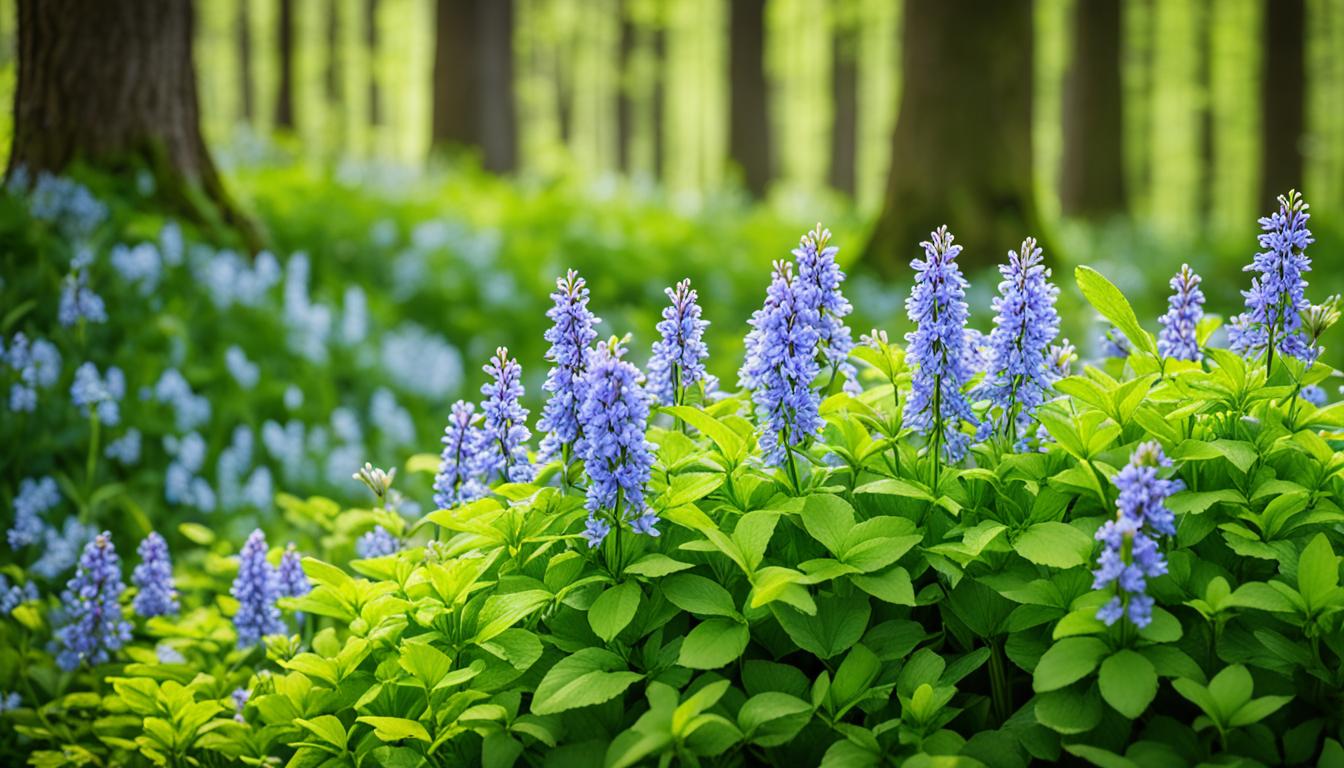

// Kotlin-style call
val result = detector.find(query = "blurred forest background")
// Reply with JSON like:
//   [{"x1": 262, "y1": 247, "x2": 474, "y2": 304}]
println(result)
[{"x1": 1, "y1": 0, "x2": 1342, "y2": 360}]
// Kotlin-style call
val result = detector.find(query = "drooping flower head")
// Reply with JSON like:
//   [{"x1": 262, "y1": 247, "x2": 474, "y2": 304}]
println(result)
[
  {"x1": 977, "y1": 237, "x2": 1060, "y2": 439},
  {"x1": 793, "y1": 225, "x2": 859, "y2": 394},
  {"x1": 1229, "y1": 190, "x2": 1315, "y2": 365},
  {"x1": 538, "y1": 270, "x2": 600, "y2": 460},
  {"x1": 276, "y1": 543, "x2": 310, "y2": 598},
  {"x1": 1157, "y1": 264, "x2": 1206, "y2": 361},
  {"x1": 647, "y1": 279, "x2": 710, "y2": 406},
  {"x1": 1093, "y1": 441, "x2": 1183, "y2": 628},
  {"x1": 131, "y1": 532, "x2": 178, "y2": 618},
  {"x1": 231, "y1": 530, "x2": 283, "y2": 648},
  {"x1": 473, "y1": 348, "x2": 534, "y2": 485},
  {"x1": 903, "y1": 226, "x2": 978, "y2": 463},
  {"x1": 740, "y1": 260, "x2": 823, "y2": 467},
  {"x1": 433, "y1": 400, "x2": 485, "y2": 508},
  {"x1": 577, "y1": 339, "x2": 658, "y2": 545},
  {"x1": 55, "y1": 532, "x2": 132, "y2": 670},
  {"x1": 8, "y1": 475, "x2": 61, "y2": 549}
]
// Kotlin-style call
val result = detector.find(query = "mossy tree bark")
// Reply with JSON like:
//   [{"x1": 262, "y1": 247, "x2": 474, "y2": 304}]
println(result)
[
  {"x1": 729, "y1": 0, "x2": 770, "y2": 198},
  {"x1": 864, "y1": 0, "x2": 1041, "y2": 275},
  {"x1": 6, "y1": 0, "x2": 264, "y2": 252},
  {"x1": 1259, "y1": 0, "x2": 1304, "y2": 208},
  {"x1": 431, "y1": 0, "x2": 517, "y2": 173},
  {"x1": 1059, "y1": 0, "x2": 1126, "y2": 220}
]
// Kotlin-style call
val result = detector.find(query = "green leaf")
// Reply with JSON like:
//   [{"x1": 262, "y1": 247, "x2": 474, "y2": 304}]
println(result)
[
  {"x1": 1075, "y1": 266, "x2": 1157, "y2": 358},
  {"x1": 665, "y1": 406, "x2": 745, "y2": 459},
  {"x1": 1097, "y1": 650, "x2": 1158, "y2": 719},
  {"x1": 678, "y1": 618, "x2": 750, "y2": 669},
  {"x1": 624, "y1": 554, "x2": 694, "y2": 578},
  {"x1": 1033, "y1": 637, "x2": 1109, "y2": 693},
  {"x1": 800, "y1": 494, "x2": 855, "y2": 556},
  {"x1": 737, "y1": 692, "x2": 813, "y2": 747},
  {"x1": 474, "y1": 590, "x2": 552, "y2": 644},
  {"x1": 772, "y1": 593, "x2": 871, "y2": 659},
  {"x1": 1013, "y1": 523, "x2": 1094, "y2": 569},
  {"x1": 588, "y1": 581, "x2": 642, "y2": 643},
  {"x1": 850, "y1": 567, "x2": 915, "y2": 606},
  {"x1": 1034, "y1": 684, "x2": 1104, "y2": 734},
  {"x1": 1297, "y1": 533, "x2": 1340, "y2": 613},
  {"x1": 294, "y1": 715, "x2": 348, "y2": 751},
  {"x1": 1228, "y1": 695, "x2": 1293, "y2": 728},
  {"x1": 399, "y1": 642, "x2": 454, "y2": 689},
  {"x1": 530, "y1": 649, "x2": 643, "y2": 715},
  {"x1": 1206, "y1": 664, "x2": 1253, "y2": 715},
  {"x1": 1063, "y1": 744, "x2": 1141, "y2": 768},
  {"x1": 662, "y1": 573, "x2": 738, "y2": 618},
  {"x1": 664, "y1": 472, "x2": 725, "y2": 508},
  {"x1": 357, "y1": 716, "x2": 431, "y2": 743}
]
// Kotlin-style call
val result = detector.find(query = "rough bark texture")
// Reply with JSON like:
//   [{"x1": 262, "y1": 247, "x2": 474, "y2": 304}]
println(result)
[
  {"x1": 729, "y1": 0, "x2": 770, "y2": 197},
  {"x1": 7, "y1": 0, "x2": 262, "y2": 250},
  {"x1": 1260, "y1": 0, "x2": 1305, "y2": 207},
  {"x1": 865, "y1": 0, "x2": 1040, "y2": 275},
  {"x1": 275, "y1": 0, "x2": 296, "y2": 129},
  {"x1": 238, "y1": 0, "x2": 254, "y2": 122},
  {"x1": 1059, "y1": 0, "x2": 1126, "y2": 219},
  {"x1": 431, "y1": 0, "x2": 517, "y2": 173},
  {"x1": 829, "y1": 20, "x2": 857, "y2": 197}
]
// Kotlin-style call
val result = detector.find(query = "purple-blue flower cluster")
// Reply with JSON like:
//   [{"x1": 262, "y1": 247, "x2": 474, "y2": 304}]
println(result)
[
  {"x1": 276, "y1": 543, "x2": 310, "y2": 598},
  {"x1": 647, "y1": 279, "x2": 710, "y2": 406},
  {"x1": 1093, "y1": 441, "x2": 1183, "y2": 628},
  {"x1": 231, "y1": 529, "x2": 283, "y2": 648},
  {"x1": 977, "y1": 237, "x2": 1059, "y2": 439},
  {"x1": 433, "y1": 400, "x2": 485, "y2": 509},
  {"x1": 577, "y1": 341, "x2": 658, "y2": 546},
  {"x1": 904, "y1": 227, "x2": 978, "y2": 462},
  {"x1": 356, "y1": 526, "x2": 401, "y2": 558},
  {"x1": 58, "y1": 268, "x2": 108, "y2": 327},
  {"x1": 538, "y1": 271, "x2": 600, "y2": 461},
  {"x1": 70, "y1": 362, "x2": 124, "y2": 426},
  {"x1": 473, "y1": 348, "x2": 534, "y2": 485},
  {"x1": 1229, "y1": 190, "x2": 1315, "y2": 365},
  {"x1": 131, "y1": 532, "x2": 178, "y2": 618},
  {"x1": 1157, "y1": 264, "x2": 1206, "y2": 361},
  {"x1": 740, "y1": 260, "x2": 822, "y2": 467},
  {"x1": 55, "y1": 532, "x2": 132, "y2": 670},
  {"x1": 3, "y1": 333, "x2": 60, "y2": 413},
  {"x1": 8, "y1": 475, "x2": 61, "y2": 549},
  {"x1": 793, "y1": 226, "x2": 859, "y2": 395}
]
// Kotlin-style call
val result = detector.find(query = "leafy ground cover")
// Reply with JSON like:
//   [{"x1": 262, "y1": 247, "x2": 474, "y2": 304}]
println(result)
[{"x1": 1, "y1": 169, "x2": 1343, "y2": 766}]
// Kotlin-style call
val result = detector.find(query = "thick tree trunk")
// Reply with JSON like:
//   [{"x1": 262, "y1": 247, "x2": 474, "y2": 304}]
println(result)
[
  {"x1": 238, "y1": 0, "x2": 254, "y2": 122},
  {"x1": 829, "y1": 18, "x2": 857, "y2": 197},
  {"x1": 7, "y1": 0, "x2": 262, "y2": 251},
  {"x1": 1260, "y1": 0, "x2": 1304, "y2": 206},
  {"x1": 1059, "y1": 0, "x2": 1126, "y2": 219},
  {"x1": 651, "y1": 19, "x2": 665, "y2": 179},
  {"x1": 729, "y1": 0, "x2": 770, "y2": 197},
  {"x1": 431, "y1": 0, "x2": 517, "y2": 173},
  {"x1": 864, "y1": 0, "x2": 1039, "y2": 274},
  {"x1": 275, "y1": 0, "x2": 295, "y2": 129}
]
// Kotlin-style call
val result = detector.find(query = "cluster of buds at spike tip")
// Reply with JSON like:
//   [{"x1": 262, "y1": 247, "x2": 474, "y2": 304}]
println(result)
[{"x1": 353, "y1": 462, "x2": 396, "y2": 506}]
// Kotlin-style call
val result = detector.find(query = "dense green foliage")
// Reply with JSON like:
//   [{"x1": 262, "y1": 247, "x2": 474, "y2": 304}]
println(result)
[{"x1": 2, "y1": 170, "x2": 1344, "y2": 767}]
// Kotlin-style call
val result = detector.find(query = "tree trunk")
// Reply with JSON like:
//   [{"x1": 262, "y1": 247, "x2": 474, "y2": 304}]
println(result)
[
  {"x1": 1260, "y1": 0, "x2": 1304, "y2": 207},
  {"x1": 651, "y1": 17, "x2": 665, "y2": 179},
  {"x1": 431, "y1": 0, "x2": 517, "y2": 173},
  {"x1": 6, "y1": 0, "x2": 263, "y2": 251},
  {"x1": 617, "y1": 1, "x2": 634, "y2": 173},
  {"x1": 864, "y1": 0, "x2": 1039, "y2": 274},
  {"x1": 275, "y1": 0, "x2": 295, "y2": 129},
  {"x1": 729, "y1": 0, "x2": 770, "y2": 197},
  {"x1": 326, "y1": 0, "x2": 341, "y2": 104},
  {"x1": 367, "y1": 0, "x2": 381, "y2": 126},
  {"x1": 829, "y1": 16, "x2": 857, "y2": 197},
  {"x1": 238, "y1": 0, "x2": 254, "y2": 122},
  {"x1": 1196, "y1": 0, "x2": 1214, "y2": 230},
  {"x1": 1059, "y1": 0, "x2": 1126, "y2": 219}
]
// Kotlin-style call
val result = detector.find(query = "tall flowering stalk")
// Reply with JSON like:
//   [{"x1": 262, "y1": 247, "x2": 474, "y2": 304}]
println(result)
[
  {"x1": 904, "y1": 227, "x2": 978, "y2": 483},
  {"x1": 794, "y1": 225, "x2": 859, "y2": 394},
  {"x1": 577, "y1": 340, "x2": 658, "y2": 554},
  {"x1": 55, "y1": 532, "x2": 132, "y2": 670},
  {"x1": 647, "y1": 279, "x2": 710, "y2": 406},
  {"x1": 739, "y1": 260, "x2": 822, "y2": 488},
  {"x1": 432, "y1": 400, "x2": 484, "y2": 508},
  {"x1": 276, "y1": 544, "x2": 310, "y2": 599},
  {"x1": 131, "y1": 532, "x2": 178, "y2": 618},
  {"x1": 1092, "y1": 442, "x2": 1182, "y2": 629},
  {"x1": 1229, "y1": 190, "x2": 1315, "y2": 372},
  {"x1": 977, "y1": 237, "x2": 1059, "y2": 444},
  {"x1": 1157, "y1": 264, "x2": 1206, "y2": 361},
  {"x1": 538, "y1": 270, "x2": 600, "y2": 464},
  {"x1": 473, "y1": 348, "x2": 534, "y2": 485},
  {"x1": 232, "y1": 530, "x2": 283, "y2": 649}
]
